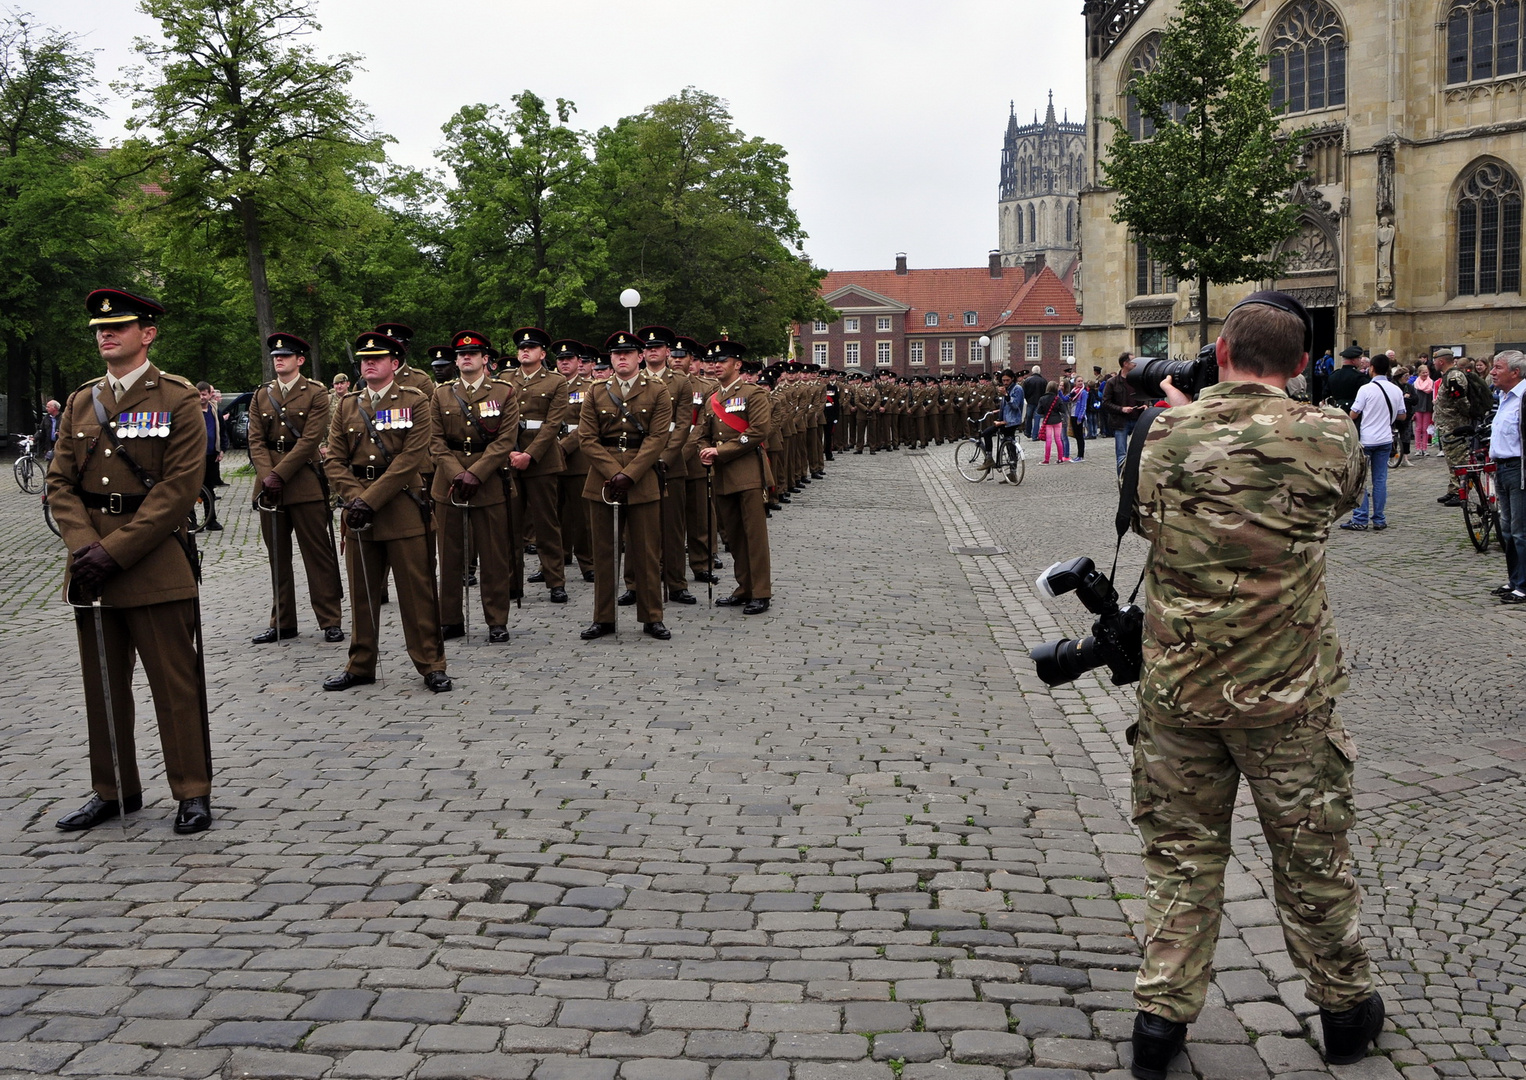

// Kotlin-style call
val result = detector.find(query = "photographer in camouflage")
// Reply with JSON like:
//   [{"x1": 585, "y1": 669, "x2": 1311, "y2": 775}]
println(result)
[{"x1": 1125, "y1": 292, "x2": 1383, "y2": 1078}]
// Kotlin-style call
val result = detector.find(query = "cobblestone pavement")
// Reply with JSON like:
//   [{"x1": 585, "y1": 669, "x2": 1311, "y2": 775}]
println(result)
[{"x1": 0, "y1": 442, "x2": 1516, "y2": 1080}]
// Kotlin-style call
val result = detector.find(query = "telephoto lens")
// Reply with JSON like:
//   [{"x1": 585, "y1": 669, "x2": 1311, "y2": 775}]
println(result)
[{"x1": 1125, "y1": 343, "x2": 1219, "y2": 401}]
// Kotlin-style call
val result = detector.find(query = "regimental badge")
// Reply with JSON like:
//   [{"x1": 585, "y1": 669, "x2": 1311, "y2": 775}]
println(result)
[
  {"x1": 100, "y1": 298, "x2": 112, "y2": 313},
  {"x1": 479, "y1": 400, "x2": 500, "y2": 418}
]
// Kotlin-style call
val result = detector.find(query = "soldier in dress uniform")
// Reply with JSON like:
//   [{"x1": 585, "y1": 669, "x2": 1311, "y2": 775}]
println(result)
[
  {"x1": 555, "y1": 340, "x2": 595, "y2": 584},
  {"x1": 624, "y1": 325, "x2": 697, "y2": 606},
  {"x1": 428, "y1": 345, "x2": 457, "y2": 384},
  {"x1": 578, "y1": 330, "x2": 673, "y2": 640},
  {"x1": 48, "y1": 288, "x2": 214, "y2": 834},
  {"x1": 374, "y1": 322, "x2": 435, "y2": 396},
  {"x1": 323, "y1": 331, "x2": 451, "y2": 693},
  {"x1": 673, "y1": 337, "x2": 722, "y2": 584},
  {"x1": 697, "y1": 340, "x2": 773, "y2": 614},
  {"x1": 247, "y1": 332, "x2": 345, "y2": 644},
  {"x1": 508, "y1": 327, "x2": 570, "y2": 603},
  {"x1": 431, "y1": 331, "x2": 518, "y2": 643}
]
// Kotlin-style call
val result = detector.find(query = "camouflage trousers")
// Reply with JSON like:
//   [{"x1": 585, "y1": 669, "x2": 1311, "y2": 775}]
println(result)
[
  {"x1": 1435, "y1": 414, "x2": 1470, "y2": 494},
  {"x1": 1129, "y1": 703, "x2": 1374, "y2": 1023}
]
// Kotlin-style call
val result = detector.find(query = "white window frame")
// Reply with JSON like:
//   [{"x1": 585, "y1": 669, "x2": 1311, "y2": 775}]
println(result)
[
  {"x1": 963, "y1": 311, "x2": 978, "y2": 326},
  {"x1": 876, "y1": 315, "x2": 892, "y2": 331},
  {"x1": 970, "y1": 341, "x2": 984, "y2": 365},
  {"x1": 939, "y1": 339, "x2": 955, "y2": 366},
  {"x1": 909, "y1": 340, "x2": 925, "y2": 365},
  {"x1": 925, "y1": 312, "x2": 939, "y2": 327},
  {"x1": 813, "y1": 342, "x2": 829, "y2": 364},
  {"x1": 844, "y1": 317, "x2": 860, "y2": 332},
  {"x1": 876, "y1": 340, "x2": 893, "y2": 366},
  {"x1": 812, "y1": 321, "x2": 829, "y2": 333},
  {"x1": 844, "y1": 341, "x2": 861, "y2": 367},
  {"x1": 1061, "y1": 334, "x2": 1076, "y2": 359},
  {"x1": 1025, "y1": 334, "x2": 1041, "y2": 360}
]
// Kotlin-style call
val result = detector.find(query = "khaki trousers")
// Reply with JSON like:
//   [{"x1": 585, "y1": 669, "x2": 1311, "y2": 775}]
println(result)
[
  {"x1": 514, "y1": 473, "x2": 565, "y2": 589},
  {"x1": 559, "y1": 473, "x2": 592, "y2": 574},
  {"x1": 436, "y1": 498, "x2": 511, "y2": 628},
  {"x1": 590, "y1": 498, "x2": 662, "y2": 624},
  {"x1": 259, "y1": 499, "x2": 343, "y2": 631},
  {"x1": 75, "y1": 599, "x2": 211, "y2": 801},
  {"x1": 715, "y1": 488, "x2": 771, "y2": 600},
  {"x1": 686, "y1": 474, "x2": 718, "y2": 576},
  {"x1": 345, "y1": 531, "x2": 444, "y2": 678}
]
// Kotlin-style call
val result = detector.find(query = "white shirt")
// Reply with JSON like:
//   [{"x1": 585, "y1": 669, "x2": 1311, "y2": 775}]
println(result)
[
  {"x1": 1491, "y1": 381, "x2": 1525, "y2": 459},
  {"x1": 1350, "y1": 376, "x2": 1406, "y2": 448},
  {"x1": 367, "y1": 380, "x2": 394, "y2": 405},
  {"x1": 108, "y1": 359, "x2": 151, "y2": 399}
]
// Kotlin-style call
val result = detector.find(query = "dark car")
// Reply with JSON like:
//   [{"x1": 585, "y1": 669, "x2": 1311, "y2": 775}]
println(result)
[{"x1": 219, "y1": 391, "x2": 255, "y2": 450}]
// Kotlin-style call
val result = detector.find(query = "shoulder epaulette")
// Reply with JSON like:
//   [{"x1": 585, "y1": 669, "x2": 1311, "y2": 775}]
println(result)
[
  {"x1": 397, "y1": 384, "x2": 429, "y2": 399},
  {"x1": 74, "y1": 375, "x2": 107, "y2": 392},
  {"x1": 159, "y1": 372, "x2": 197, "y2": 389}
]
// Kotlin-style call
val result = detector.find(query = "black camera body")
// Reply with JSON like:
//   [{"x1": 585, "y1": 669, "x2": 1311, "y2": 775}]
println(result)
[
  {"x1": 1125, "y1": 342, "x2": 1220, "y2": 401},
  {"x1": 1029, "y1": 557, "x2": 1144, "y2": 687}
]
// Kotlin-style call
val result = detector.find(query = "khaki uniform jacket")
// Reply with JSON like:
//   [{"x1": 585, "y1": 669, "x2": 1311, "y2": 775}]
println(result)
[
  {"x1": 430, "y1": 377, "x2": 519, "y2": 506},
  {"x1": 560, "y1": 375, "x2": 593, "y2": 476},
  {"x1": 682, "y1": 375, "x2": 717, "y2": 474},
  {"x1": 326, "y1": 385, "x2": 433, "y2": 541},
  {"x1": 47, "y1": 365, "x2": 204, "y2": 608},
  {"x1": 649, "y1": 367, "x2": 693, "y2": 479},
  {"x1": 578, "y1": 375, "x2": 673, "y2": 504},
  {"x1": 856, "y1": 383, "x2": 881, "y2": 415},
  {"x1": 697, "y1": 381, "x2": 775, "y2": 495},
  {"x1": 248, "y1": 377, "x2": 331, "y2": 505},
  {"x1": 513, "y1": 367, "x2": 569, "y2": 476}
]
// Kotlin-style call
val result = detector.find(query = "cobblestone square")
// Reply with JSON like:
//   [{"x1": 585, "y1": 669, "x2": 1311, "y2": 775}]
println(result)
[{"x1": 1, "y1": 446, "x2": 1520, "y2": 1080}]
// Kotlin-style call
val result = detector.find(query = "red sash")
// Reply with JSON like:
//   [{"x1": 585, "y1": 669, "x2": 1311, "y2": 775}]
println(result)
[{"x1": 709, "y1": 390, "x2": 751, "y2": 434}]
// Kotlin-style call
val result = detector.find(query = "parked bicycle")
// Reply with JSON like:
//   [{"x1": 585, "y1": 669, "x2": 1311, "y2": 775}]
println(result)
[
  {"x1": 12, "y1": 433, "x2": 45, "y2": 493},
  {"x1": 1450, "y1": 424, "x2": 1503, "y2": 553},
  {"x1": 954, "y1": 410, "x2": 1025, "y2": 485}
]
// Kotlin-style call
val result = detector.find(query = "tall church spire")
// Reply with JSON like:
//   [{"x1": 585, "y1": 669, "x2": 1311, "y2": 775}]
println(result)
[{"x1": 1045, "y1": 90, "x2": 1057, "y2": 125}]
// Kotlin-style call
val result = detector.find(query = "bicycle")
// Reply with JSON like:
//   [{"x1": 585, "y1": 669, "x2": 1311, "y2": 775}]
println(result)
[
  {"x1": 1450, "y1": 424, "x2": 1503, "y2": 553},
  {"x1": 12, "y1": 433, "x2": 45, "y2": 493},
  {"x1": 954, "y1": 411, "x2": 1025, "y2": 485}
]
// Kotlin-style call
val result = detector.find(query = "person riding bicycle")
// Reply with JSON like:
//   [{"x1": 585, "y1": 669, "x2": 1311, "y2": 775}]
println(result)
[{"x1": 981, "y1": 371, "x2": 1023, "y2": 473}]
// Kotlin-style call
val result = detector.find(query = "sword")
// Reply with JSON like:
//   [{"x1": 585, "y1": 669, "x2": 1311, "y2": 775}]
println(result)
[
  {"x1": 704, "y1": 465, "x2": 715, "y2": 604},
  {"x1": 603, "y1": 479, "x2": 623, "y2": 640},
  {"x1": 88, "y1": 598, "x2": 130, "y2": 837},
  {"x1": 451, "y1": 486, "x2": 473, "y2": 644},
  {"x1": 350, "y1": 523, "x2": 384, "y2": 687},
  {"x1": 255, "y1": 489, "x2": 287, "y2": 643}
]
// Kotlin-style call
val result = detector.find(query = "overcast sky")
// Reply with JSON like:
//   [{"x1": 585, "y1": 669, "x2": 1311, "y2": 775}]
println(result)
[{"x1": 46, "y1": 0, "x2": 1086, "y2": 273}]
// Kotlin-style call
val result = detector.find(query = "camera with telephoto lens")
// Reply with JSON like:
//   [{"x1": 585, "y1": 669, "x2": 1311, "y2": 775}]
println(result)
[
  {"x1": 1125, "y1": 342, "x2": 1220, "y2": 401},
  {"x1": 1028, "y1": 557, "x2": 1144, "y2": 687}
]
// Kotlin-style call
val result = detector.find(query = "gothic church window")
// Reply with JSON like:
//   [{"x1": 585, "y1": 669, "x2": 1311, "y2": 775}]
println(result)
[
  {"x1": 1028, "y1": 205, "x2": 1037, "y2": 242},
  {"x1": 1136, "y1": 243, "x2": 1177, "y2": 296},
  {"x1": 1447, "y1": 1, "x2": 1524, "y2": 84},
  {"x1": 1268, "y1": 1, "x2": 1347, "y2": 114},
  {"x1": 1124, "y1": 34, "x2": 1188, "y2": 140},
  {"x1": 1067, "y1": 204, "x2": 1075, "y2": 243},
  {"x1": 1456, "y1": 160, "x2": 1522, "y2": 295}
]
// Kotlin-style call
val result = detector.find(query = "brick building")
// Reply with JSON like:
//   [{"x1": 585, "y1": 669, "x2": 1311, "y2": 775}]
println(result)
[{"x1": 798, "y1": 253, "x2": 1081, "y2": 380}]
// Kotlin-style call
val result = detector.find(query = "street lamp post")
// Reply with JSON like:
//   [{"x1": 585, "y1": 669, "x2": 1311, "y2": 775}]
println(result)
[
  {"x1": 979, "y1": 335, "x2": 992, "y2": 375},
  {"x1": 620, "y1": 288, "x2": 641, "y2": 333}
]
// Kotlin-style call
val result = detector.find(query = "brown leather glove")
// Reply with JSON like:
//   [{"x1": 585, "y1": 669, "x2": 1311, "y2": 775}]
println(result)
[
  {"x1": 345, "y1": 498, "x2": 374, "y2": 530},
  {"x1": 261, "y1": 472, "x2": 284, "y2": 493},
  {"x1": 451, "y1": 470, "x2": 480, "y2": 498},
  {"x1": 70, "y1": 542, "x2": 119, "y2": 596},
  {"x1": 607, "y1": 472, "x2": 633, "y2": 498}
]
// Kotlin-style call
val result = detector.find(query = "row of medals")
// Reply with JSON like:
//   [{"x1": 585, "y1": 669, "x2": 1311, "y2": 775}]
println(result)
[{"x1": 113, "y1": 413, "x2": 171, "y2": 438}]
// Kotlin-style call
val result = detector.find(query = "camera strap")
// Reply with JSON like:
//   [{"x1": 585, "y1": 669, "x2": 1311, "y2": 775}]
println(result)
[{"x1": 1110, "y1": 406, "x2": 1165, "y2": 594}]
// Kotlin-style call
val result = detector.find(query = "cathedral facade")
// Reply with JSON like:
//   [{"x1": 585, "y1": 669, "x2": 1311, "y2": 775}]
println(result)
[
  {"x1": 1076, "y1": 0, "x2": 1526, "y2": 366},
  {"x1": 998, "y1": 94, "x2": 1087, "y2": 272}
]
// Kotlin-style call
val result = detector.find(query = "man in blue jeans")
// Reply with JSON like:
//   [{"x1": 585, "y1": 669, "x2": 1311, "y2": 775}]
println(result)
[
  {"x1": 1488, "y1": 351, "x2": 1526, "y2": 604},
  {"x1": 1340, "y1": 355, "x2": 1405, "y2": 532},
  {"x1": 1104, "y1": 355, "x2": 1143, "y2": 472}
]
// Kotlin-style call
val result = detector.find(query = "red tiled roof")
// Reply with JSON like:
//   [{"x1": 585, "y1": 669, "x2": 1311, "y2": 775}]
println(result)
[
  {"x1": 995, "y1": 266, "x2": 1079, "y2": 328},
  {"x1": 818, "y1": 266, "x2": 1027, "y2": 334}
]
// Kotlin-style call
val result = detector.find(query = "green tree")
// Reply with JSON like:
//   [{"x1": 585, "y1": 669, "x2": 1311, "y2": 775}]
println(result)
[
  {"x1": 590, "y1": 88, "x2": 832, "y2": 352},
  {"x1": 0, "y1": 12, "x2": 130, "y2": 431},
  {"x1": 122, "y1": 0, "x2": 385, "y2": 380},
  {"x1": 440, "y1": 92, "x2": 605, "y2": 335},
  {"x1": 1101, "y1": 0, "x2": 1307, "y2": 346}
]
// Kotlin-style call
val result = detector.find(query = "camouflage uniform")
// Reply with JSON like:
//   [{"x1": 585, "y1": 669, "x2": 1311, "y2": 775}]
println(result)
[
  {"x1": 1129, "y1": 381, "x2": 1373, "y2": 1025},
  {"x1": 1433, "y1": 362, "x2": 1472, "y2": 496}
]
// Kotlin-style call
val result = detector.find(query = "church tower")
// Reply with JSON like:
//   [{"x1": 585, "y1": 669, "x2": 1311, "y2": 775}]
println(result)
[{"x1": 998, "y1": 92, "x2": 1086, "y2": 271}]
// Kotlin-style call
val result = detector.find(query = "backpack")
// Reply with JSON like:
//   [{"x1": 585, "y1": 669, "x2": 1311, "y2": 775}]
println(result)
[{"x1": 1464, "y1": 371, "x2": 1493, "y2": 421}]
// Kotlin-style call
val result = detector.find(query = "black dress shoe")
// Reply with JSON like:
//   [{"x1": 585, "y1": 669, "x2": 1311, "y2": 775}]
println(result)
[
  {"x1": 323, "y1": 671, "x2": 375, "y2": 691},
  {"x1": 424, "y1": 671, "x2": 453, "y2": 693},
  {"x1": 56, "y1": 792, "x2": 143, "y2": 831},
  {"x1": 854, "y1": 448, "x2": 863, "y2": 454},
  {"x1": 173, "y1": 796, "x2": 212, "y2": 835},
  {"x1": 643, "y1": 621, "x2": 671, "y2": 640},
  {"x1": 1130, "y1": 1011, "x2": 1187, "y2": 1080},
  {"x1": 488, "y1": 625, "x2": 510, "y2": 643},
  {"x1": 323, "y1": 627, "x2": 345, "y2": 643},
  {"x1": 617, "y1": 590, "x2": 637, "y2": 606},
  {"x1": 693, "y1": 571, "x2": 720, "y2": 584},
  {"x1": 582, "y1": 569, "x2": 595, "y2": 582},
  {"x1": 715, "y1": 594, "x2": 748, "y2": 607},
  {"x1": 1321, "y1": 992, "x2": 1384, "y2": 1065},
  {"x1": 203, "y1": 521, "x2": 223, "y2": 531},
  {"x1": 712, "y1": 559, "x2": 725, "y2": 570},
  {"x1": 580, "y1": 621, "x2": 616, "y2": 640},
  {"x1": 811, "y1": 471, "x2": 825, "y2": 478},
  {"x1": 669, "y1": 589, "x2": 697, "y2": 604},
  {"x1": 441, "y1": 623, "x2": 465, "y2": 640},
  {"x1": 252, "y1": 627, "x2": 298, "y2": 643},
  {"x1": 528, "y1": 569, "x2": 545, "y2": 583},
  {"x1": 742, "y1": 598, "x2": 771, "y2": 615},
  {"x1": 778, "y1": 494, "x2": 791, "y2": 503},
  {"x1": 548, "y1": 586, "x2": 568, "y2": 603},
  {"x1": 467, "y1": 573, "x2": 477, "y2": 587},
  {"x1": 524, "y1": 542, "x2": 537, "y2": 555}
]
